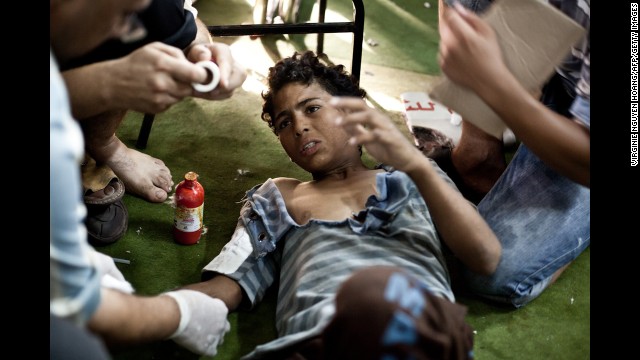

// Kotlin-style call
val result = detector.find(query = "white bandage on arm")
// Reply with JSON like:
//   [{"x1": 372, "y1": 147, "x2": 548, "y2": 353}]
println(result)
[{"x1": 202, "y1": 224, "x2": 253, "y2": 275}]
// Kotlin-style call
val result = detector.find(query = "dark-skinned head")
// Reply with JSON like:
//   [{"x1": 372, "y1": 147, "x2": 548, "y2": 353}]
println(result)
[{"x1": 261, "y1": 51, "x2": 366, "y2": 134}]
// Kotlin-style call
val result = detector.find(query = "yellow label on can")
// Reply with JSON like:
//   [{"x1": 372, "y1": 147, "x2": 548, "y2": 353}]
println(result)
[{"x1": 174, "y1": 203, "x2": 204, "y2": 232}]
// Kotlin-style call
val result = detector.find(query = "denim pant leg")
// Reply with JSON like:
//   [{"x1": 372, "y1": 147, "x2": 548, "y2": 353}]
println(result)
[{"x1": 463, "y1": 144, "x2": 590, "y2": 308}]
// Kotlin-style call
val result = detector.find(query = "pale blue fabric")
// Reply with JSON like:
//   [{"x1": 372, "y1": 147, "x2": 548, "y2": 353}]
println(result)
[
  {"x1": 570, "y1": 95, "x2": 590, "y2": 129},
  {"x1": 50, "y1": 48, "x2": 102, "y2": 324}
]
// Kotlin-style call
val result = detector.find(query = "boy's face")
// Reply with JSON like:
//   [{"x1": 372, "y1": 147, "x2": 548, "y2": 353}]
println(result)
[{"x1": 271, "y1": 82, "x2": 361, "y2": 174}]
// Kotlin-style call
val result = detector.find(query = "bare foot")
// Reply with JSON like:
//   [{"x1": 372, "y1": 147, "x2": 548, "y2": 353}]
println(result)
[
  {"x1": 106, "y1": 147, "x2": 174, "y2": 203},
  {"x1": 80, "y1": 110, "x2": 173, "y2": 203}
]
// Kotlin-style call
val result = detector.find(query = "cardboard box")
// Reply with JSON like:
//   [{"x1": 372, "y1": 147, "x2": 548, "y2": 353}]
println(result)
[{"x1": 429, "y1": 0, "x2": 586, "y2": 138}]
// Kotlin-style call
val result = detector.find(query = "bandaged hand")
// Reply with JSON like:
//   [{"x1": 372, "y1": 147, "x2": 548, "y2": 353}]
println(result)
[
  {"x1": 87, "y1": 249, "x2": 134, "y2": 294},
  {"x1": 163, "y1": 289, "x2": 231, "y2": 357}
]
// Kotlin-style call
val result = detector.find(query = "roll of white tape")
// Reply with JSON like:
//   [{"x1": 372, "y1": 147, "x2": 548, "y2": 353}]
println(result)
[{"x1": 192, "y1": 61, "x2": 220, "y2": 92}]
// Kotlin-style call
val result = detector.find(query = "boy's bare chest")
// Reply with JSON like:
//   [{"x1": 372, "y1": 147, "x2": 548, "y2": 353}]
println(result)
[{"x1": 285, "y1": 177, "x2": 378, "y2": 225}]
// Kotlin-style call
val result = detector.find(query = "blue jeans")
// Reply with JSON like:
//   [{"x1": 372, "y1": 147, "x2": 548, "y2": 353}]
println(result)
[{"x1": 463, "y1": 143, "x2": 590, "y2": 308}]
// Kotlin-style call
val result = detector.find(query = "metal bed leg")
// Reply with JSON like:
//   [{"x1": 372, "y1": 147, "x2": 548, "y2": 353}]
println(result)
[{"x1": 136, "y1": 113, "x2": 155, "y2": 149}]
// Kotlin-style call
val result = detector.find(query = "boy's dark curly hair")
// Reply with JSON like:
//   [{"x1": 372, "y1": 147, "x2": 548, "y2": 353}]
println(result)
[{"x1": 261, "y1": 51, "x2": 367, "y2": 133}]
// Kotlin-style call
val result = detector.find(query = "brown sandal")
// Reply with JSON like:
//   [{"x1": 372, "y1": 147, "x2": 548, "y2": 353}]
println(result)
[
  {"x1": 81, "y1": 156, "x2": 125, "y2": 205},
  {"x1": 85, "y1": 199, "x2": 129, "y2": 247},
  {"x1": 81, "y1": 155, "x2": 128, "y2": 246}
]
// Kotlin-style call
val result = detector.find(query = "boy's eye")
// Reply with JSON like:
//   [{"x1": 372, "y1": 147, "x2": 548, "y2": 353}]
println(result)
[
  {"x1": 276, "y1": 119, "x2": 291, "y2": 131},
  {"x1": 306, "y1": 105, "x2": 320, "y2": 114}
]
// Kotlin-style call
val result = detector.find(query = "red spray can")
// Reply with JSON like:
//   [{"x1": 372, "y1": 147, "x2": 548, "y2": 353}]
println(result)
[{"x1": 173, "y1": 171, "x2": 204, "y2": 245}]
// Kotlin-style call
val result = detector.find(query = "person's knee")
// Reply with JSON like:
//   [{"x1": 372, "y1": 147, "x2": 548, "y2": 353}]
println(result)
[
  {"x1": 80, "y1": 109, "x2": 128, "y2": 144},
  {"x1": 462, "y1": 264, "x2": 552, "y2": 308}
]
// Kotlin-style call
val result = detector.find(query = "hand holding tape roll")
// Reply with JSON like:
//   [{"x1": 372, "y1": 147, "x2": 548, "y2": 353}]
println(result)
[{"x1": 192, "y1": 61, "x2": 220, "y2": 92}]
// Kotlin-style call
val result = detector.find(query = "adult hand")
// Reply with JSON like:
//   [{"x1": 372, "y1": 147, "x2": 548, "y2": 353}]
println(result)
[
  {"x1": 106, "y1": 42, "x2": 208, "y2": 113},
  {"x1": 164, "y1": 289, "x2": 231, "y2": 357},
  {"x1": 186, "y1": 42, "x2": 247, "y2": 100},
  {"x1": 331, "y1": 97, "x2": 425, "y2": 174},
  {"x1": 87, "y1": 249, "x2": 135, "y2": 294}
]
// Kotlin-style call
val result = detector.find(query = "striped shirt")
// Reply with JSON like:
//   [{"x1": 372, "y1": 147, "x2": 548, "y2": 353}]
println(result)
[
  {"x1": 549, "y1": 0, "x2": 590, "y2": 100},
  {"x1": 203, "y1": 166, "x2": 457, "y2": 358}
]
